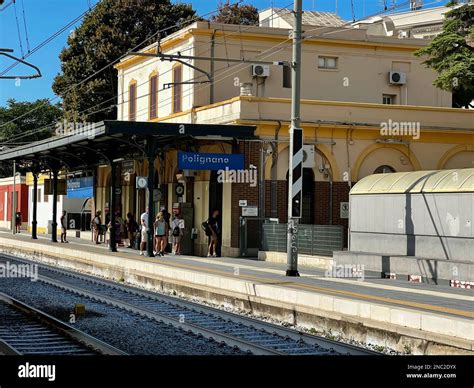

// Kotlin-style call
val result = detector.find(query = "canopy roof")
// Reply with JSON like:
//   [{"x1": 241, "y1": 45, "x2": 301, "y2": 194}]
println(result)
[
  {"x1": 351, "y1": 168, "x2": 474, "y2": 195},
  {"x1": 0, "y1": 120, "x2": 255, "y2": 172}
]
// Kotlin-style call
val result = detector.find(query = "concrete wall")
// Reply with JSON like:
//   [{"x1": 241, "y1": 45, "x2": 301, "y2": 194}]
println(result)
[{"x1": 349, "y1": 192, "x2": 474, "y2": 261}]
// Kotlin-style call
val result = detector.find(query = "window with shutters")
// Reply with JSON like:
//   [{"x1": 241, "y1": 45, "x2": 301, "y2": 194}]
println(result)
[
  {"x1": 172, "y1": 65, "x2": 182, "y2": 114},
  {"x1": 149, "y1": 73, "x2": 158, "y2": 120},
  {"x1": 129, "y1": 81, "x2": 137, "y2": 121}
]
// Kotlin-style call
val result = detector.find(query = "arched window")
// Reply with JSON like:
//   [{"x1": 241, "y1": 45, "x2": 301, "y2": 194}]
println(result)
[
  {"x1": 129, "y1": 80, "x2": 137, "y2": 121},
  {"x1": 374, "y1": 165, "x2": 396, "y2": 174},
  {"x1": 149, "y1": 73, "x2": 158, "y2": 120},
  {"x1": 172, "y1": 65, "x2": 182, "y2": 114}
]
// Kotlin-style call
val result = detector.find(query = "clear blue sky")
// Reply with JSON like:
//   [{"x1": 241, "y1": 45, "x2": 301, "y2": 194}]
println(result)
[{"x1": 0, "y1": 0, "x2": 447, "y2": 107}]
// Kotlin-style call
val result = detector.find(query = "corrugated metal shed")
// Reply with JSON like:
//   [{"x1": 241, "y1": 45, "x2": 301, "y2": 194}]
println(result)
[{"x1": 350, "y1": 168, "x2": 474, "y2": 194}]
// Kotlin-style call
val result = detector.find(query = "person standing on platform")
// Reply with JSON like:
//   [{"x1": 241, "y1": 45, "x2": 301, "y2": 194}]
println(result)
[
  {"x1": 171, "y1": 212, "x2": 185, "y2": 255},
  {"x1": 161, "y1": 207, "x2": 171, "y2": 253},
  {"x1": 207, "y1": 209, "x2": 219, "y2": 258},
  {"x1": 60, "y1": 210, "x2": 68, "y2": 243},
  {"x1": 92, "y1": 211, "x2": 101, "y2": 244},
  {"x1": 15, "y1": 211, "x2": 22, "y2": 233},
  {"x1": 154, "y1": 211, "x2": 169, "y2": 257},
  {"x1": 125, "y1": 212, "x2": 138, "y2": 249},
  {"x1": 139, "y1": 207, "x2": 149, "y2": 256}
]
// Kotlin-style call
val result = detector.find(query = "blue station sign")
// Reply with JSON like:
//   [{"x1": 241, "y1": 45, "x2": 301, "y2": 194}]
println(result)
[
  {"x1": 67, "y1": 176, "x2": 93, "y2": 199},
  {"x1": 178, "y1": 152, "x2": 244, "y2": 171}
]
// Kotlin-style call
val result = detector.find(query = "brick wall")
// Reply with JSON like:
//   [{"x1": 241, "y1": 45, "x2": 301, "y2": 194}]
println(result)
[
  {"x1": 231, "y1": 141, "x2": 352, "y2": 248},
  {"x1": 230, "y1": 141, "x2": 260, "y2": 248}
]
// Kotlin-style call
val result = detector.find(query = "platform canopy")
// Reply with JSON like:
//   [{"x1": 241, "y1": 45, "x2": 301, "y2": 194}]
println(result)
[
  {"x1": 350, "y1": 168, "x2": 474, "y2": 195},
  {"x1": 0, "y1": 120, "x2": 256, "y2": 172}
]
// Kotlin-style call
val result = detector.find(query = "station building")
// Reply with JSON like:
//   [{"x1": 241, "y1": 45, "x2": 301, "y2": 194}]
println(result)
[
  {"x1": 2, "y1": 8, "x2": 472, "y2": 262},
  {"x1": 91, "y1": 12, "x2": 473, "y2": 259}
]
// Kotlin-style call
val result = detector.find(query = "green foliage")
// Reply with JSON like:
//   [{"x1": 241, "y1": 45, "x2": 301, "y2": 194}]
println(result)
[
  {"x1": 210, "y1": 1, "x2": 259, "y2": 26},
  {"x1": 0, "y1": 98, "x2": 62, "y2": 144},
  {"x1": 415, "y1": 3, "x2": 474, "y2": 108},
  {"x1": 0, "y1": 99, "x2": 62, "y2": 175},
  {"x1": 52, "y1": 0, "x2": 197, "y2": 122}
]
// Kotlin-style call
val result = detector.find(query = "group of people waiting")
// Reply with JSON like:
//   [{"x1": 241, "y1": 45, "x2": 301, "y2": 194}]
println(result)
[
  {"x1": 139, "y1": 207, "x2": 185, "y2": 257},
  {"x1": 91, "y1": 207, "x2": 219, "y2": 258},
  {"x1": 91, "y1": 210, "x2": 139, "y2": 248}
]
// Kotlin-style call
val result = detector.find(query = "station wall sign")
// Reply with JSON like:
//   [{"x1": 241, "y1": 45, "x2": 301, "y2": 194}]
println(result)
[
  {"x1": 340, "y1": 202, "x2": 349, "y2": 219},
  {"x1": 242, "y1": 206, "x2": 258, "y2": 217},
  {"x1": 178, "y1": 151, "x2": 244, "y2": 171},
  {"x1": 67, "y1": 176, "x2": 93, "y2": 199}
]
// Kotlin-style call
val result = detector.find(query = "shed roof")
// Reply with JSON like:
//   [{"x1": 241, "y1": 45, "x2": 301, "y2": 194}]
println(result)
[{"x1": 350, "y1": 168, "x2": 474, "y2": 194}]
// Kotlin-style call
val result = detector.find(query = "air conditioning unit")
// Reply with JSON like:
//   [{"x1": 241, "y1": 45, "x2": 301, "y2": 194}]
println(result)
[
  {"x1": 389, "y1": 71, "x2": 407, "y2": 85},
  {"x1": 398, "y1": 30, "x2": 409, "y2": 39},
  {"x1": 252, "y1": 64, "x2": 270, "y2": 77},
  {"x1": 302, "y1": 145, "x2": 315, "y2": 168}
]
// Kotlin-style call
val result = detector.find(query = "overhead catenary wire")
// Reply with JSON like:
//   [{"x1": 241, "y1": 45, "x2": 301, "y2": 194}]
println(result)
[
  {"x1": 12, "y1": 0, "x2": 24, "y2": 57},
  {"x1": 0, "y1": 2, "x2": 99, "y2": 76},
  {"x1": 1, "y1": 0, "x2": 425, "y2": 144},
  {"x1": 0, "y1": 34, "x2": 292, "y2": 145},
  {"x1": 20, "y1": 0, "x2": 30, "y2": 53},
  {"x1": 1, "y1": 0, "x2": 440, "y2": 144},
  {"x1": 0, "y1": 5, "x2": 229, "y2": 131},
  {"x1": 0, "y1": 3, "x2": 292, "y2": 140}
]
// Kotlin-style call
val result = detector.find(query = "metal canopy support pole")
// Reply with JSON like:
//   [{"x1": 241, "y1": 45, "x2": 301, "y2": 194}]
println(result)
[
  {"x1": 286, "y1": 0, "x2": 303, "y2": 277},
  {"x1": 109, "y1": 161, "x2": 117, "y2": 252},
  {"x1": 51, "y1": 168, "x2": 59, "y2": 243},
  {"x1": 32, "y1": 172, "x2": 38, "y2": 239},
  {"x1": 146, "y1": 136, "x2": 155, "y2": 258},
  {"x1": 12, "y1": 160, "x2": 16, "y2": 235}
]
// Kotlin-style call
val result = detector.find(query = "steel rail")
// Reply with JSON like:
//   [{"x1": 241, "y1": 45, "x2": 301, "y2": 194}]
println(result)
[
  {"x1": 3, "y1": 255, "x2": 377, "y2": 355},
  {"x1": 0, "y1": 292, "x2": 127, "y2": 355}
]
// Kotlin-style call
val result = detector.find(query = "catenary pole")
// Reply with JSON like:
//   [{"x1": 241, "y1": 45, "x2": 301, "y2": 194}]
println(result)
[{"x1": 286, "y1": 0, "x2": 303, "y2": 277}]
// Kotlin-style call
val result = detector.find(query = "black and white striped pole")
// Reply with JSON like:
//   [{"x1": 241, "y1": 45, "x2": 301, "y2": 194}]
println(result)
[{"x1": 286, "y1": 0, "x2": 303, "y2": 277}]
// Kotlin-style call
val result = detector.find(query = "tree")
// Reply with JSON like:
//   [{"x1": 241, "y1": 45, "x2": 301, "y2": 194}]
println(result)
[
  {"x1": 0, "y1": 99, "x2": 62, "y2": 175},
  {"x1": 415, "y1": 3, "x2": 474, "y2": 108},
  {"x1": 52, "y1": 0, "x2": 197, "y2": 123},
  {"x1": 210, "y1": 1, "x2": 259, "y2": 26}
]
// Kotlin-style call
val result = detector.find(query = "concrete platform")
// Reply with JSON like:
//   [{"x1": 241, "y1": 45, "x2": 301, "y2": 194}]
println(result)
[
  {"x1": 0, "y1": 230, "x2": 472, "y2": 355},
  {"x1": 333, "y1": 250, "x2": 474, "y2": 284}
]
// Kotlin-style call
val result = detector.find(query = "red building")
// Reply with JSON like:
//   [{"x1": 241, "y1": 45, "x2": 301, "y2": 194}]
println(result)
[{"x1": 0, "y1": 176, "x2": 29, "y2": 230}]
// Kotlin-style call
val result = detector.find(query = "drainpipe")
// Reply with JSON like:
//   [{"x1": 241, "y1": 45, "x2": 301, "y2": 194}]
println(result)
[
  {"x1": 210, "y1": 30, "x2": 216, "y2": 104},
  {"x1": 259, "y1": 143, "x2": 265, "y2": 217},
  {"x1": 270, "y1": 121, "x2": 281, "y2": 219},
  {"x1": 328, "y1": 170, "x2": 333, "y2": 225}
]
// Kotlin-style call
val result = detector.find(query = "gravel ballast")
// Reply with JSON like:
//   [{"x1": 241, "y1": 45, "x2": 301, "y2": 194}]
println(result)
[{"x1": 0, "y1": 276, "x2": 243, "y2": 356}]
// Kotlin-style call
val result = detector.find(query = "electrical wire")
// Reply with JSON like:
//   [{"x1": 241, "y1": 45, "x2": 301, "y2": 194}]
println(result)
[
  {"x1": 12, "y1": 0, "x2": 24, "y2": 57},
  {"x1": 0, "y1": 3, "x2": 292, "y2": 137},
  {"x1": 20, "y1": 0, "x2": 30, "y2": 53},
  {"x1": 0, "y1": 5, "x2": 227, "y2": 130}
]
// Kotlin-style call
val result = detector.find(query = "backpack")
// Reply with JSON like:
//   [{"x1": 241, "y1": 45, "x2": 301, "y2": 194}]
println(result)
[
  {"x1": 172, "y1": 225, "x2": 180, "y2": 237},
  {"x1": 201, "y1": 220, "x2": 213, "y2": 236}
]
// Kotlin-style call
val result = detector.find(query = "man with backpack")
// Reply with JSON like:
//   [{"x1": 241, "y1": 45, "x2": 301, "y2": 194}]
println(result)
[{"x1": 171, "y1": 212, "x2": 185, "y2": 255}]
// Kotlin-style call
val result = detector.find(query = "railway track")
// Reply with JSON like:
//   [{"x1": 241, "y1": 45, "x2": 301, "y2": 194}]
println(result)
[
  {"x1": 2, "y1": 255, "x2": 377, "y2": 355},
  {"x1": 0, "y1": 292, "x2": 126, "y2": 356}
]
